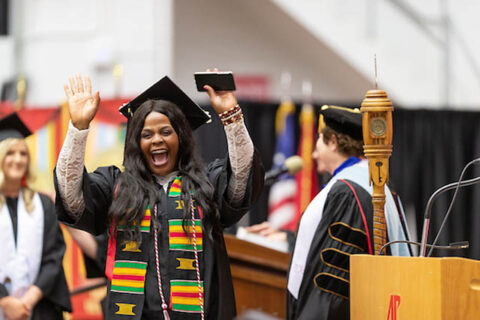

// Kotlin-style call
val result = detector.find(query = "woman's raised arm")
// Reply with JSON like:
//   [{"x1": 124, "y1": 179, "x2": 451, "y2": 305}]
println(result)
[
  {"x1": 56, "y1": 75, "x2": 100, "y2": 216},
  {"x1": 203, "y1": 71, "x2": 254, "y2": 207}
]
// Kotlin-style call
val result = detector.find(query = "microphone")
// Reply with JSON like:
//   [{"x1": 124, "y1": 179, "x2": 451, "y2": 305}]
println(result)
[
  {"x1": 265, "y1": 155, "x2": 303, "y2": 184},
  {"x1": 419, "y1": 158, "x2": 480, "y2": 257}
]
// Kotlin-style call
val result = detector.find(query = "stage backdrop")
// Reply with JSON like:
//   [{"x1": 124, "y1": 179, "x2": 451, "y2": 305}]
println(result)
[
  {"x1": 196, "y1": 101, "x2": 480, "y2": 260},
  {"x1": 390, "y1": 109, "x2": 480, "y2": 259}
]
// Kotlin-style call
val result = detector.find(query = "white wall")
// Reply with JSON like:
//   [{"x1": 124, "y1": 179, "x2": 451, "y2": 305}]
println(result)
[
  {"x1": 2, "y1": 0, "x2": 173, "y2": 106},
  {"x1": 172, "y1": 0, "x2": 372, "y2": 105},
  {"x1": 272, "y1": 0, "x2": 480, "y2": 109},
  {"x1": 2, "y1": 0, "x2": 479, "y2": 109}
]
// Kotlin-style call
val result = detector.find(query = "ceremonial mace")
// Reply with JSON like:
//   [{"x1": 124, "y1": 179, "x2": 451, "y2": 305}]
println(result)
[{"x1": 360, "y1": 56, "x2": 393, "y2": 255}]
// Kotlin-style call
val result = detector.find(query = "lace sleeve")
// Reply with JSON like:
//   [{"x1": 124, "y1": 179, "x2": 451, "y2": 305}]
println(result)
[
  {"x1": 223, "y1": 114, "x2": 254, "y2": 206},
  {"x1": 55, "y1": 121, "x2": 88, "y2": 216}
]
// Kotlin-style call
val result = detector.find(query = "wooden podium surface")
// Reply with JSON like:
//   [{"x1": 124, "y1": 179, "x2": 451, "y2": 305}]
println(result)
[
  {"x1": 224, "y1": 233, "x2": 291, "y2": 318},
  {"x1": 350, "y1": 255, "x2": 480, "y2": 319}
]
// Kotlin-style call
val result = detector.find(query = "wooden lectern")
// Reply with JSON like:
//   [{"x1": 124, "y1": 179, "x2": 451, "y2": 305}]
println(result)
[
  {"x1": 224, "y1": 234, "x2": 291, "y2": 318},
  {"x1": 350, "y1": 255, "x2": 480, "y2": 319}
]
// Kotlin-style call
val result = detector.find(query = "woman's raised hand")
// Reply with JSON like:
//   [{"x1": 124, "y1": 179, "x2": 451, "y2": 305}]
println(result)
[
  {"x1": 203, "y1": 68, "x2": 238, "y2": 114},
  {"x1": 64, "y1": 75, "x2": 100, "y2": 130}
]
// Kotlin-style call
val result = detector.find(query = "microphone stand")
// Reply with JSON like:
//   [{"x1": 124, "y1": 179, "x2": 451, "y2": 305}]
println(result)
[{"x1": 419, "y1": 158, "x2": 480, "y2": 257}]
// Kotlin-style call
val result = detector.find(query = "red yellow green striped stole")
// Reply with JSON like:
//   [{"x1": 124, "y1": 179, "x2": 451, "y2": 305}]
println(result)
[
  {"x1": 168, "y1": 176, "x2": 195, "y2": 197},
  {"x1": 117, "y1": 206, "x2": 151, "y2": 233},
  {"x1": 169, "y1": 219, "x2": 203, "y2": 251},
  {"x1": 169, "y1": 177, "x2": 182, "y2": 197},
  {"x1": 111, "y1": 261, "x2": 147, "y2": 294},
  {"x1": 106, "y1": 208, "x2": 151, "y2": 280},
  {"x1": 170, "y1": 280, "x2": 204, "y2": 313}
]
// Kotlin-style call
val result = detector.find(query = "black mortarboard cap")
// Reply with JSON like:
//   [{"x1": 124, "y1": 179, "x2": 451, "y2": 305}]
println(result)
[
  {"x1": 119, "y1": 76, "x2": 211, "y2": 130},
  {"x1": 0, "y1": 112, "x2": 32, "y2": 142},
  {"x1": 319, "y1": 105, "x2": 363, "y2": 140}
]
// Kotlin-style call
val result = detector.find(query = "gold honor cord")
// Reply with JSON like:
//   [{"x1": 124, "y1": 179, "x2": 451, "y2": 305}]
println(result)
[{"x1": 361, "y1": 88, "x2": 393, "y2": 255}]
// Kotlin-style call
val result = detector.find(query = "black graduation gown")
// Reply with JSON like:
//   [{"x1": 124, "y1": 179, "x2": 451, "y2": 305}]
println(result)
[
  {"x1": 0, "y1": 193, "x2": 72, "y2": 319},
  {"x1": 82, "y1": 233, "x2": 109, "y2": 317},
  {"x1": 83, "y1": 233, "x2": 108, "y2": 279},
  {"x1": 286, "y1": 180, "x2": 374, "y2": 320},
  {"x1": 54, "y1": 151, "x2": 264, "y2": 319}
]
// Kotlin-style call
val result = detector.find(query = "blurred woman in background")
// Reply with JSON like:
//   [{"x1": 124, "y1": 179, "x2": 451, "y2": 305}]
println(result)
[{"x1": 0, "y1": 113, "x2": 71, "y2": 320}]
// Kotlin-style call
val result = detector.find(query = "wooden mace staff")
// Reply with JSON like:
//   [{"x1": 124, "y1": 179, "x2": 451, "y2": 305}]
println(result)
[{"x1": 361, "y1": 90, "x2": 393, "y2": 255}]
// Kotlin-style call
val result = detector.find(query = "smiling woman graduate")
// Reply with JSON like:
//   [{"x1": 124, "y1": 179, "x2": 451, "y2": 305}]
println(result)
[
  {"x1": 0, "y1": 113, "x2": 71, "y2": 320},
  {"x1": 54, "y1": 74, "x2": 264, "y2": 320}
]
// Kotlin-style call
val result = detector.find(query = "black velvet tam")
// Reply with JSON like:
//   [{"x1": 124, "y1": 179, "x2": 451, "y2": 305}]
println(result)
[{"x1": 319, "y1": 105, "x2": 362, "y2": 140}]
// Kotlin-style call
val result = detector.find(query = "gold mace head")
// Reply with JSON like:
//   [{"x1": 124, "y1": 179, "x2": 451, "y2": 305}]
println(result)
[{"x1": 360, "y1": 90, "x2": 394, "y2": 147}]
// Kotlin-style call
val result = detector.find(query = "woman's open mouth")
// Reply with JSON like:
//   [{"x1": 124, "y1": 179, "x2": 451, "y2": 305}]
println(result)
[{"x1": 151, "y1": 150, "x2": 168, "y2": 167}]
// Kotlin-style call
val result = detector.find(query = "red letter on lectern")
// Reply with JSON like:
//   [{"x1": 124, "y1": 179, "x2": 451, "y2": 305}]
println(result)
[{"x1": 387, "y1": 294, "x2": 401, "y2": 320}]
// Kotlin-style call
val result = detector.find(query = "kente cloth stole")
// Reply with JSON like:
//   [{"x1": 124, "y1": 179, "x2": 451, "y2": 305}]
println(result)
[
  {"x1": 106, "y1": 177, "x2": 205, "y2": 319},
  {"x1": 166, "y1": 177, "x2": 205, "y2": 315},
  {"x1": 106, "y1": 207, "x2": 151, "y2": 319}
]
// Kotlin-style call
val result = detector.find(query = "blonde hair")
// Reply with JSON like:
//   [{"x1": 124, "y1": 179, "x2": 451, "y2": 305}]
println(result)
[{"x1": 0, "y1": 138, "x2": 37, "y2": 213}]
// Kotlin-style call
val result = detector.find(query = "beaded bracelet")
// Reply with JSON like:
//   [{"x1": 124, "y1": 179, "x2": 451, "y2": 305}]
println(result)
[
  {"x1": 219, "y1": 104, "x2": 241, "y2": 120},
  {"x1": 219, "y1": 104, "x2": 243, "y2": 126},
  {"x1": 221, "y1": 108, "x2": 241, "y2": 121}
]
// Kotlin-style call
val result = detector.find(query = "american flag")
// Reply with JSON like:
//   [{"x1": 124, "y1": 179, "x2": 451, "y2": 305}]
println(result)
[{"x1": 268, "y1": 100, "x2": 297, "y2": 230}]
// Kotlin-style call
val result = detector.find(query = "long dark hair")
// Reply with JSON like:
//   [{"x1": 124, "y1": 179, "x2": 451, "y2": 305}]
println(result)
[{"x1": 109, "y1": 99, "x2": 219, "y2": 243}]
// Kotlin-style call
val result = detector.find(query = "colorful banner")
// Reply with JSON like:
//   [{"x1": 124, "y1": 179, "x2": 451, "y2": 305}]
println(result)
[{"x1": 289, "y1": 103, "x2": 318, "y2": 231}]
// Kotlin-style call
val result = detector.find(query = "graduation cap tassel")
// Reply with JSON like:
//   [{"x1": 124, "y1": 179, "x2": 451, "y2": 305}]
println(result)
[{"x1": 360, "y1": 89, "x2": 393, "y2": 255}]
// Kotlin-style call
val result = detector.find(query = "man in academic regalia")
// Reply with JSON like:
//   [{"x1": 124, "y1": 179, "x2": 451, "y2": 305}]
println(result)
[{"x1": 286, "y1": 106, "x2": 411, "y2": 320}]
